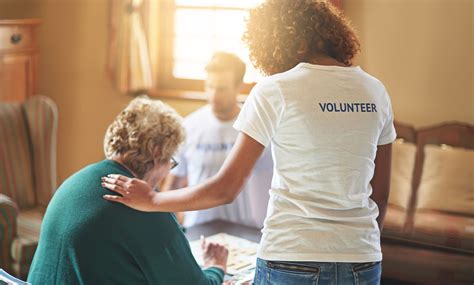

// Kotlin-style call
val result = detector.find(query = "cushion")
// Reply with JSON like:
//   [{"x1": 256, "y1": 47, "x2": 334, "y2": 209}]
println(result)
[
  {"x1": 0, "y1": 103, "x2": 36, "y2": 209},
  {"x1": 11, "y1": 208, "x2": 44, "y2": 264},
  {"x1": 382, "y1": 204, "x2": 408, "y2": 237},
  {"x1": 412, "y1": 210, "x2": 474, "y2": 253},
  {"x1": 388, "y1": 139, "x2": 416, "y2": 209},
  {"x1": 416, "y1": 145, "x2": 474, "y2": 215}
]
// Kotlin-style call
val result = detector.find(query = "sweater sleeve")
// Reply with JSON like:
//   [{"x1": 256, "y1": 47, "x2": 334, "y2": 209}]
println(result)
[{"x1": 202, "y1": 267, "x2": 225, "y2": 285}]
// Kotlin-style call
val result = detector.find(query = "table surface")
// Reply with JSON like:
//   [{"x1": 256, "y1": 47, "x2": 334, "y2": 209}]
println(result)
[
  {"x1": 185, "y1": 220, "x2": 261, "y2": 283},
  {"x1": 185, "y1": 220, "x2": 262, "y2": 243}
]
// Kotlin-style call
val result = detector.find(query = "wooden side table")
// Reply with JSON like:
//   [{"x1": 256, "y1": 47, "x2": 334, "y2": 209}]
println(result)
[{"x1": 0, "y1": 19, "x2": 40, "y2": 102}]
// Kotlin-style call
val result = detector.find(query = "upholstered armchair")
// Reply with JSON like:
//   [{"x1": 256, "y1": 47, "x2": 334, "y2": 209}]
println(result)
[{"x1": 0, "y1": 96, "x2": 58, "y2": 279}]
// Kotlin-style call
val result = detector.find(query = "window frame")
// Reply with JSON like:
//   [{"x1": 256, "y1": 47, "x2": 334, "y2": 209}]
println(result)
[
  {"x1": 152, "y1": 0, "x2": 255, "y2": 100},
  {"x1": 152, "y1": 0, "x2": 342, "y2": 100}
]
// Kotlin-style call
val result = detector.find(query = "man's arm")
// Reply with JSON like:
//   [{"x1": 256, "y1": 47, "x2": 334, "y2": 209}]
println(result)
[
  {"x1": 370, "y1": 143, "x2": 392, "y2": 231},
  {"x1": 161, "y1": 174, "x2": 188, "y2": 224}
]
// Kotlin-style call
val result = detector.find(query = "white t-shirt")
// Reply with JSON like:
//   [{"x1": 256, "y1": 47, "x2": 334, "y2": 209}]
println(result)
[
  {"x1": 233, "y1": 63, "x2": 397, "y2": 262},
  {"x1": 172, "y1": 105, "x2": 273, "y2": 229}
]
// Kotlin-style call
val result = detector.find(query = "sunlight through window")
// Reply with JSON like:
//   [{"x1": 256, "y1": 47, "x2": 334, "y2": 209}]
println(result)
[{"x1": 173, "y1": 0, "x2": 265, "y2": 83}]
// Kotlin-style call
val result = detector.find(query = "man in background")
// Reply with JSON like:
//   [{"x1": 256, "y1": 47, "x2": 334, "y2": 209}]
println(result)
[{"x1": 162, "y1": 52, "x2": 273, "y2": 229}]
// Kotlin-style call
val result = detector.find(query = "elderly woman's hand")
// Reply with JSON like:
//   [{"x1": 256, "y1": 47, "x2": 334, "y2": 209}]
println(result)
[
  {"x1": 101, "y1": 174, "x2": 157, "y2": 212},
  {"x1": 201, "y1": 236, "x2": 229, "y2": 273}
]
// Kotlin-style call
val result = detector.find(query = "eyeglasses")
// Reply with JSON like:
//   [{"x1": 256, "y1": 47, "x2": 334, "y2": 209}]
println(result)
[{"x1": 170, "y1": 157, "x2": 179, "y2": 170}]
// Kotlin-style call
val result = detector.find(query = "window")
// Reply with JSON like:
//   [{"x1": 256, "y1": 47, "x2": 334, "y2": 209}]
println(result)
[
  {"x1": 153, "y1": 0, "x2": 342, "y2": 98},
  {"x1": 155, "y1": 0, "x2": 264, "y2": 96}
]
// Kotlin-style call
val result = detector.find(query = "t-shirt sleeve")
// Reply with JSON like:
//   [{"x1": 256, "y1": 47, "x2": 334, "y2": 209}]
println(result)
[
  {"x1": 233, "y1": 80, "x2": 285, "y2": 147},
  {"x1": 378, "y1": 90, "x2": 397, "y2": 145}
]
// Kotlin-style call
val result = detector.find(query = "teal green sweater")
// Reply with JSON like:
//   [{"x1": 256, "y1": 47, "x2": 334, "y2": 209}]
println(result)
[{"x1": 28, "y1": 160, "x2": 224, "y2": 285}]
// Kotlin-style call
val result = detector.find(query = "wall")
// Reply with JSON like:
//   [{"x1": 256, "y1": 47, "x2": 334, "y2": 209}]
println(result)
[
  {"x1": 345, "y1": 0, "x2": 473, "y2": 127},
  {"x1": 0, "y1": 0, "x2": 39, "y2": 19},
  {"x1": 2, "y1": 0, "x2": 205, "y2": 184},
  {"x1": 1, "y1": 0, "x2": 472, "y2": 184}
]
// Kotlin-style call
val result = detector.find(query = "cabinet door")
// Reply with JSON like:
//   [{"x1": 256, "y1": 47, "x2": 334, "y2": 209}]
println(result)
[{"x1": 0, "y1": 53, "x2": 36, "y2": 102}]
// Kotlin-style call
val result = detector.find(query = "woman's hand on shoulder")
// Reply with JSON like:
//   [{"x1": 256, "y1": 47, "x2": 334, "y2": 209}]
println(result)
[{"x1": 101, "y1": 174, "x2": 157, "y2": 212}]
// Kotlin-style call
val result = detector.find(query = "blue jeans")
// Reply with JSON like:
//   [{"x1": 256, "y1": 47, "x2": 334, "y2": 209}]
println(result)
[{"x1": 254, "y1": 258, "x2": 381, "y2": 285}]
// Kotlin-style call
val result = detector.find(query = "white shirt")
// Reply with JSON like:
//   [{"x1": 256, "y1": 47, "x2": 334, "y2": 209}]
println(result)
[
  {"x1": 233, "y1": 63, "x2": 397, "y2": 262},
  {"x1": 172, "y1": 105, "x2": 273, "y2": 229}
]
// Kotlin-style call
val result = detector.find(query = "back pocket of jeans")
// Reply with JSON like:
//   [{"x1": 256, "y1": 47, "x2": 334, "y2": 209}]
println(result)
[
  {"x1": 352, "y1": 262, "x2": 381, "y2": 285},
  {"x1": 267, "y1": 261, "x2": 319, "y2": 285}
]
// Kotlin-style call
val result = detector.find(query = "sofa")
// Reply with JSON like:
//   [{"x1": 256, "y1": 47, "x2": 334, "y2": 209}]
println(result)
[
  {"x1": 382, "y1": 121, "x2": 474, "y2": 284},
  {"x1": 0, "y1": 96, "x2": 58, "y2": 279}
]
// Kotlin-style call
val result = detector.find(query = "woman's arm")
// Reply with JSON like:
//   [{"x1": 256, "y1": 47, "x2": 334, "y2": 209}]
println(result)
[
  {"x1": 370, "y1": 143, "x2": 392, "y2": 231},
  {"x1": 160, "y1": 174, "x2": 188, "y2": 224},
  {"x1": 102, "y1": 132, "x2": 265, "y2": 212}
]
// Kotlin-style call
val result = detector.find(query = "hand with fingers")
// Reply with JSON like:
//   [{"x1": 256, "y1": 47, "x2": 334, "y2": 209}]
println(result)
[
  {"x1": 101, "y1": 174, "x2": 157, "y2": 212},
  {"x1": 201, "y1": 235, "x2": 229, "y2": 273}
]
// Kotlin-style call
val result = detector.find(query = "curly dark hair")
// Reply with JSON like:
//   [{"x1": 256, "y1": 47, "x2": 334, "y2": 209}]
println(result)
[{"x1": 243, "y1": 0, "x2": 360, "y2": 75}]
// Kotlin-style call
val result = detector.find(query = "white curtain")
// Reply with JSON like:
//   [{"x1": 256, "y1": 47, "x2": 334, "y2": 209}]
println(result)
[{"x1": 107, "y1": 0, "x2": 153, "y2": 93}]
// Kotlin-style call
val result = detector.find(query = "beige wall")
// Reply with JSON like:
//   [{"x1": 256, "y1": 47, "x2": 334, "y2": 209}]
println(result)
[
  {"x1": 2, "y1": 0, "x2": 205, "y2": 183},
  {"x1": 345, "y1": 0, "x2": 473, "y2": 127},
  {"x1": 0, "y1": 0, "x2": 40, "y2": 19},
  {"x1": 1, "y1": 0, "x2": 472, "y2": 184}
]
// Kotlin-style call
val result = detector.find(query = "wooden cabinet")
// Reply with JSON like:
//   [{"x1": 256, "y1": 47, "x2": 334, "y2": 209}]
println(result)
[{"x1": 0, "y1": 19, "x2": 40, "y2": 102}]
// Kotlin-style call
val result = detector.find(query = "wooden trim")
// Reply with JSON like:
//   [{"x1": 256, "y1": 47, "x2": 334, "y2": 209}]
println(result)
[
  {"x1": 148, "y1": 89, "x2": 208, "y2": 101},
  {"x1": 0, "y1": 19, "x2": 41, "y2": 26},
  {"x1": 0, "y1": 49, "x2": 38, "y2": 55},
  {"x1": 394, "y1": 121, "x2": 416, "y2": 143}
]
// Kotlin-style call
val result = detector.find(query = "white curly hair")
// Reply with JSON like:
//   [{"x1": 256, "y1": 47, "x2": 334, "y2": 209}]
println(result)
[{"x1": 104, "y1": 96, "x2": 185, "y2": 178}]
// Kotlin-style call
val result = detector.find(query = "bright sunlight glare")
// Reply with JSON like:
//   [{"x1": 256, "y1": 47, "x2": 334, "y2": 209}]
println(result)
[{"x1": 173, "y1": 1, "x2": 265, "y2": 83}]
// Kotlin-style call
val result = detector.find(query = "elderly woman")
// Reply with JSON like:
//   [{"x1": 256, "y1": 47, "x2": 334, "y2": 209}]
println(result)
[{"x1": 27, "y1": 97, "x2": 228, "y2": 285}]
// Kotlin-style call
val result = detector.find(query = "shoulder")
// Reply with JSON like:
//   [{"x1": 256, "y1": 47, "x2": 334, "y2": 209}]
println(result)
[
  {"x1": 183, "y1": 105, "x2": 213, "y2": 126},
  {"x1": 58, "y1": 161, "x2": 106, "y2": 188},
  {"x1": 356, "y1": 67, "x2": 387, "y2": 92},
  {"x1": 247, "y1": 77, "x2": 287, "y2": 113},
  {"x1": 185, "y1": 105, "x2": 212, "y2": 119},
  {"x1": 250, "y1": 65, "x2": 304, "y2": 96},
  {"x1": 250, "y1": 76, "x2": 284, "y2": 99}
]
